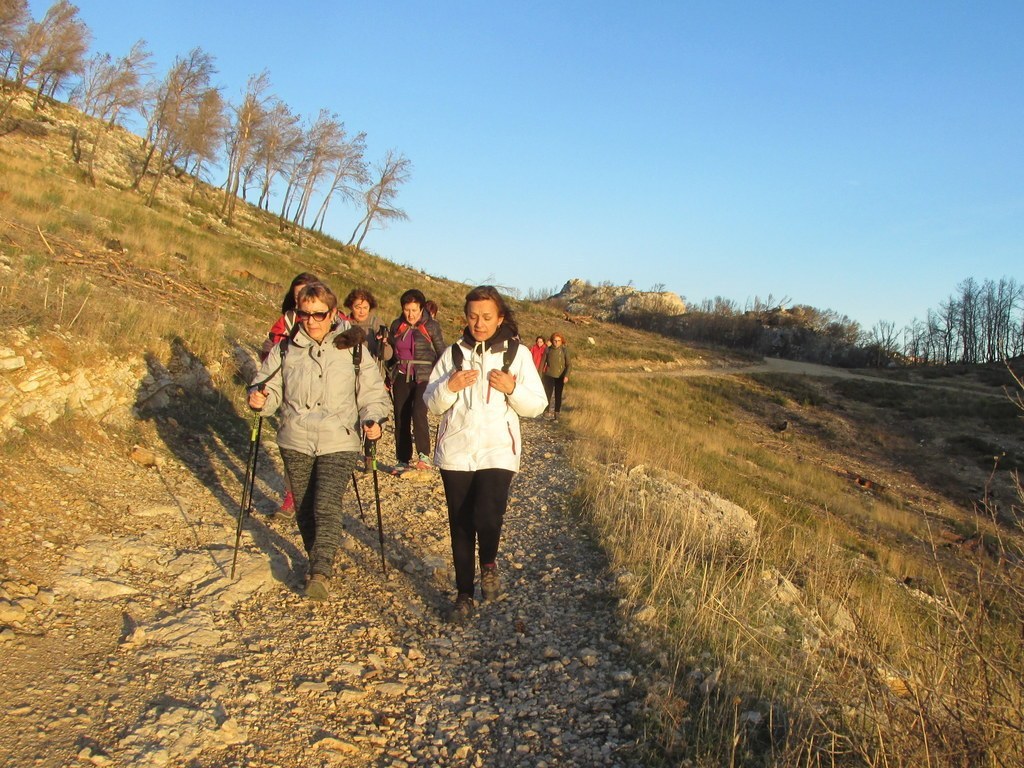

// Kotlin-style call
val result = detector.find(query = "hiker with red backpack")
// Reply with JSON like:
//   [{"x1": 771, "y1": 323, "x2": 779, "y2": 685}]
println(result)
[
  {"x1": 424, "y1": 285, "x2": 547, "y2": 623},
  {"x1": 248, "y1": 281, "x2": 390, "y2": 600},
  {"x1": 387, "y1": 288, "x2": 445, "y2": 472}
]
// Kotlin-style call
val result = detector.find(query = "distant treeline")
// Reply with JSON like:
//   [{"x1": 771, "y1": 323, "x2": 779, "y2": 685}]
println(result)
[
  {"x1": 0, "y1": 0, "x2": 410, "y2": 248},
  {"x1": 620, "y1": 278, "x2": 1024, "y2": 368}
]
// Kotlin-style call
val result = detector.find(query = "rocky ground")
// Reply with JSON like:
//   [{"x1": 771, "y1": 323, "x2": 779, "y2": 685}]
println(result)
[{"x1": 0, "y1": 411, "x2": 650, "y2": 768}]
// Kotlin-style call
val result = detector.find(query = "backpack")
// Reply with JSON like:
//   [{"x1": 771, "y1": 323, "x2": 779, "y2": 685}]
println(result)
[{"x1": 449, "y1": 338, "x2": 519, "y2": 374}]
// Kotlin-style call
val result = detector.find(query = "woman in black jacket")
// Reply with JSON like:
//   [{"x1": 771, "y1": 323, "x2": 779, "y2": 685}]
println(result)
[{"x1": 388, "y1": 289, "x2": 445, "y2": 471}]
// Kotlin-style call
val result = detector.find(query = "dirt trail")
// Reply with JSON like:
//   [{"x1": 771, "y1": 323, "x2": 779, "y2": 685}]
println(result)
[
  {"x1": 596, "y1": 356, "x2": 1009, "y2": 399},
  {"x1": 0, "y1": 414, "x2": 646, "y2": 767}
]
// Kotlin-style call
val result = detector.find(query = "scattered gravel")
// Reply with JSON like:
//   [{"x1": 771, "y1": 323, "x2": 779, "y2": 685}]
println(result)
[{"x1": 0, "y1": 415, "x2": 649, "y2": 767}]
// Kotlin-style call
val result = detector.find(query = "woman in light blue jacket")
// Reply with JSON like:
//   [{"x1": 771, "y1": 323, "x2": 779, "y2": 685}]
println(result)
[
  {"x1": 424, "y1": 286, "x2": 547, "y2": 622},
  {"x1": 249, "y1": 281, "x2": 390, "y2": 600}
]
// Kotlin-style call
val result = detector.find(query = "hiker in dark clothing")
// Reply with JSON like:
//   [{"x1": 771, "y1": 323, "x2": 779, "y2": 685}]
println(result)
[
  {"x1": 541, "y1": 332, "x2": 570, "y2": 420},
  {"x1": 388, "y1": 289, "x2": 445, "y2": 472}
]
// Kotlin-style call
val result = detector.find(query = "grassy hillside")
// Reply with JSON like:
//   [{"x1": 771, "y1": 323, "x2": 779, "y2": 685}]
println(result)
[{"x1": 2, "y1": 96, "x2": 1023, "y2": 767}]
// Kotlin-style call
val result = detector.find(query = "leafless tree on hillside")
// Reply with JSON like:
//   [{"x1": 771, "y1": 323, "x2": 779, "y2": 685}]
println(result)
[
  {"x1": 288, "y1": 109, "x2": 350, "y2": 229},
  {"x1": 181, "y1": 88, "x2": 227, "y2": 202},
  {"x1": 311, "y1": 129, "x2": 368, "y2": 232},
  {"x1": 131, "y1": 48, "x2": 219, "y2": 206},
  {"x1": 26, "y1": 0, "x2": 88, "y2": 108},
  {"x1": 220, "y1": 70, "x2": 270, "y2": 225},
  {"x1": 253, "y1": 97, "x2": 302, "y2": 211},
  {"x1": 0, "y1": 0, "x2": 30, "y2": 77},
  {"x1": 70, "y1": 40, "x2": 150, "y2": 183},
  {"x1": 347, "y1": 149, "x2": 411, "y2": 251},
  {"x1": 0, "y1": 0, "x2": 87, "y2": 121}
]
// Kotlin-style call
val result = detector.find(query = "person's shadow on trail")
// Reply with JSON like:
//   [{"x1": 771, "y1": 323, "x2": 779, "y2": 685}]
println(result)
[{"x1": 134, "y1": 336, "x2": 304, "y2": 586}]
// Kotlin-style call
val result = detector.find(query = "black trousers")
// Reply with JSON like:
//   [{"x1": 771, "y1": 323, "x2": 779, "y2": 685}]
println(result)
[
  {"x1": 280, "y1": 449, "x2": 359, "y2": 576},
  {"x1": 392, "y1": 377, "x2": 430, "y2": 462},
  {"x1": 440, "y1": 468, "x2": 515, "y2": 597},
  {"x1": 543, "y1": 374, "x2": 565, "y2": 413}
]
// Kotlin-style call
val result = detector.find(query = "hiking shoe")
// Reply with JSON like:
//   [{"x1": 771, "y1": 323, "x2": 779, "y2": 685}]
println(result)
[
  {"x1": 481, "y1": 563, "x2": 502, "y2": 601},
  {"x1": 448, "y1": 593, "x2": 475, "y2": 624},
  {"x1": 305, "y1": 573, "x2": 330, "y2": 601},
  {"x1": 277, "y1": 490, "x2": 296, "y2": 519},
  {"x1": 412, "y1": 452, "x2": 432, "y2": 471},
  {"x1": 390, "y1": 461, "x2": 409, "y2": 476}
]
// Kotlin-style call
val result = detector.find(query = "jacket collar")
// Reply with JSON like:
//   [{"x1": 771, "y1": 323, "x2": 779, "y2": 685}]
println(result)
[{"x1": 459, "y1": 323, "x2": 515, "y2": 353}]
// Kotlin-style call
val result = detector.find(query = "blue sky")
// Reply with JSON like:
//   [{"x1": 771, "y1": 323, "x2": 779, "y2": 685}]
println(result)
[{"x1": 38, "y1": 1, "x2": 1023, "y2": 331}]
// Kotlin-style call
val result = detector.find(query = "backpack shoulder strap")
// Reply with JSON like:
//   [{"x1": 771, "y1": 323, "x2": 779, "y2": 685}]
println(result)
[
  {"x1": 352, "y1": 339, "x2": 362, "y2": 373},
  {"x1": 450, "y1": 342, "x2": 464, "y2": 369},
  {"x1": 502, "y1": 339, "x2": 519, "y2": 373}
]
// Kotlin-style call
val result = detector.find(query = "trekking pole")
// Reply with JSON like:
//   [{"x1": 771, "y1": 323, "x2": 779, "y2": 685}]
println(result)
[
  {"x1": 351, "y1": 471, "x2": 365, "y2": 522},
  {"x1": 231, "y1": 412, "x2": 263, "y2": 579},
  {"x1": 365, "y1": 419, "x2": 387, "y2": 573}
]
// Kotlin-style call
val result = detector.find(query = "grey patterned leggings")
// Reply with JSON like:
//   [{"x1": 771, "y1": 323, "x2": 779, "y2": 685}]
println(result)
[{"x1": 280, "y1": 449, "x2": 359, "y2": 577}]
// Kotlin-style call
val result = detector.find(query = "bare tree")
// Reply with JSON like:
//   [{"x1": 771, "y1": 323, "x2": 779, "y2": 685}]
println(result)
[
  {"x1": 1, "y1": 0, "x2": 88, "y2": 121},
  {"x1": 0, "y1": 0, "x2": 29, "y2": 79},
  {"x1": 220, "y1": 70, "x2": 269, "y2": 225},
  {"x1": 868, "y1": 320, "x2": 900, "y2": 367},
  {"x1": 311, "y1": 129, "x2": 368, "y2": 232},
  {"x1": 289, "y1": 109, "x2": 347, "y2": 228},
  {"x1": 253, "y1": 97, "x2": 301, "y2": 210},
  {"x1": 131, "y1": 48, "x2": 218, "y2": 206},
  {"x1": 70, "y1": 40, "x2": 149, "y2": 183},
  {"x1": 347, "y1": 149, "x2": 411, "y2": 251},
  {"x1": 181, "y1": 87, "x2": 227, "y2": 202},
  {"x1": 27, "y1": 0, "x2": 88, "y2": 108}
]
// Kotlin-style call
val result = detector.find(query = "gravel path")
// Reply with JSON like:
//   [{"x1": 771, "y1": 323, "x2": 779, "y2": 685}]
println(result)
[{"x1": 0, "y1": 415, "x2": 648, "y2": 767}]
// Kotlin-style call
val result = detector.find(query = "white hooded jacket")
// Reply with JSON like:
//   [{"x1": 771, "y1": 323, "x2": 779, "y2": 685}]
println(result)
[{"x1": 424, "y1": 331, "x2": 548, "y2": 472}]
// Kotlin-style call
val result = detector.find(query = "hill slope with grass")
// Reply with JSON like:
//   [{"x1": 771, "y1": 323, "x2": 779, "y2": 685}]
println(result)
[{"x1": 1, "y1": 96, "x2": 1023, "y2": 767}]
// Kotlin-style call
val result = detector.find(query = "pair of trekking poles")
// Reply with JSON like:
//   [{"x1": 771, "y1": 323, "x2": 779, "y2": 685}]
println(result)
[{"x1": 230, "y1": 416, "x2": 388, "y2": 579}]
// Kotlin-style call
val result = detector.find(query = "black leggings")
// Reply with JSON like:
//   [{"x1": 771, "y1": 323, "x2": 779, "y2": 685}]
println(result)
[
  {"x1": 543, "y1": 375, "x2": 565, "y2": 413},
  {"x1": 280, "y1": 449, "x2": 359, "y2": 576},
  {"x1": 392, "y1": 377, "x2": 430, "y2": 462},
  {"x1": 440, "y1": 468, "x2": 515, "y2": 597}
]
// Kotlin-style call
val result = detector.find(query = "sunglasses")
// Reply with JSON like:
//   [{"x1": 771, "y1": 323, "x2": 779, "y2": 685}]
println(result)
[{"x1": 296, "y1": 309, "x2": 332, "y2": 322}]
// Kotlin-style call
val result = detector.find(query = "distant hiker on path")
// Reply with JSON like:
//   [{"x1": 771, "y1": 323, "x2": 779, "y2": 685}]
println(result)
[
  {"x1": 425, "y1": 285, "x2": 548, "y2": 622},
  {"x1": 542, "y1": 332, "x2": 571, "y2": 420},
  {"x1": 388, "y1": 289, "x2": 445, "y2": 472},
  {"x1": 261, "y1": 272, "x2": 321, "y2": 517},
  {"x1": 530, "y1": 335, "x2": 547, "y2": 370},
  {"x1": 344, "y1": 288, "x2": 394, "y2": 471},
  {"x1": 249, "y1": 281, "x2": 390, "y2": 600}
]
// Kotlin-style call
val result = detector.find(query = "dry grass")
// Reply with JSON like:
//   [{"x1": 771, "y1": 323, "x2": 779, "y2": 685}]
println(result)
[{"x1": 567, "y1": 370, "x2": 1024, "y2": 766}]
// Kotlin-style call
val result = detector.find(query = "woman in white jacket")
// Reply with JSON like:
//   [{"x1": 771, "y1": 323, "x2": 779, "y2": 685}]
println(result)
[{"x1": 424, "y1": 286, "x2": 548, "y2": 622}]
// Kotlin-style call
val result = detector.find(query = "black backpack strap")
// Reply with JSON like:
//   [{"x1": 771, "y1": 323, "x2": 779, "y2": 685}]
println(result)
[
  {"x1": 502, "y1": 339, "x2": 519, "y2": 373},
  {"x1": 450, "y1": 342, "x2": 464, "y2": 369},
  {"x1": 449, "y1": 339, "x2": 516, "y2": 372}
]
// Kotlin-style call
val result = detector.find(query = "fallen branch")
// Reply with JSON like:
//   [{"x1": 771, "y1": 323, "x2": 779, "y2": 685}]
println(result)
[{"x1": 36, "y1": 226, "x2": 55, "y2": 255}]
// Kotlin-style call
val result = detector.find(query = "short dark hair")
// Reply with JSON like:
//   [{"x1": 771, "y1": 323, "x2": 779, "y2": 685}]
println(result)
[{"x1": 400, "y1": 289, "x2": 427, "y2": 308}]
